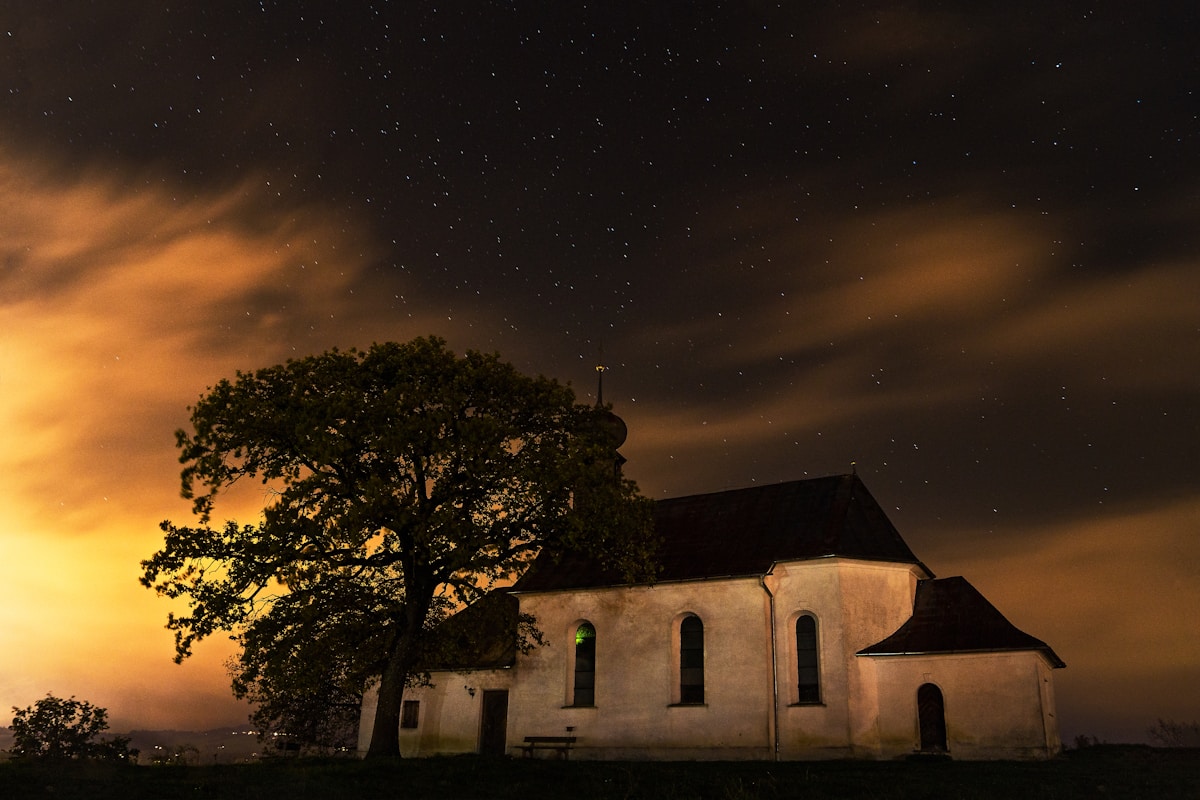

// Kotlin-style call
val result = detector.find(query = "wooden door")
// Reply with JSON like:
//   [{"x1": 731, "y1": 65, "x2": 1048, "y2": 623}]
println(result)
[
  {"x1": 917, "y1": 683, "x2": 947, "y2": 752},
  {"x1": 479, "y1": 690, "x2": 509, "y2": 756}
]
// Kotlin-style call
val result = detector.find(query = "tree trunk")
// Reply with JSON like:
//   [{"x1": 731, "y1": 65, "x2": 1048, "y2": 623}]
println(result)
[
  {"x1": 365, "y1": 647, "x2": 410, "y2": 759},
  {"x1": 365, "y1": 587, "x2": 432, "y2": 759},
  {"x1": 365, "y1": 563, "x2": 435, "y2": 760}
]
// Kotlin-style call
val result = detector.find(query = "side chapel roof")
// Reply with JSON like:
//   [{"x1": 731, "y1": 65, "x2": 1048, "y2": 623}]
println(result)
[
  {"x1": 515, "y1": 473, "x2": 930, "y2": 592},
  {"x1": 417, "y1": 591, "x2": 520, "y2": 671},
  {"x1": 857, "y1": 576, "x2": 1066, "y2": 667}
]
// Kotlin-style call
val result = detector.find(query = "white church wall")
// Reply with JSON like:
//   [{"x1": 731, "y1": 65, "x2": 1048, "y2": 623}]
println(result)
[
  {"x1": 357, "y1": 561, "x2": 1060, "y2": 762},
  {"x1": 357, "y1": 667, "x2": 514, "y2": 757},
  {"x1": 768, "y1": 559, "x2": 924, "y2": 759},
  {"x1": 509, "y1": 578, "x2": 775, "y2": 759},
  {"x1": 867, "y1": 651, "x2": 1063, "y2": 760}
]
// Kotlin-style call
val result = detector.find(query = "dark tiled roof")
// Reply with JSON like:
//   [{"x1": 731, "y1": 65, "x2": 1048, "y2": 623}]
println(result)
[
  {"x1": 858, "y1": 576, "x2": 1065, "y2": 667},
  {"x1": 419, "y1": 592, "x2": 518, "y2": 671},
  {"x1": 516, "y1": 474, "x2": 929, "y2": 592}
]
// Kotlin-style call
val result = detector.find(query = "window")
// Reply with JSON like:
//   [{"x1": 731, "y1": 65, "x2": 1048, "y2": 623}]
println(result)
[
  {"x1": 573, "y1": 622, "x2": 596, "y2": 706},
  {"x1": 400, "y1": 700, "x2": 420, "y2": 729},
  {"x1": 679, "y1": 615, "x2": 705, "y2": 704},
  {"x1": 796, "y1": 615, "x2": 820, "y2": 703}
]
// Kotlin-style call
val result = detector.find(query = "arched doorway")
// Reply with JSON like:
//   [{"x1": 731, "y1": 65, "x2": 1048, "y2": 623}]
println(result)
[{"x1": 917, "y1": 683, "x2": 947, "y2": 752}]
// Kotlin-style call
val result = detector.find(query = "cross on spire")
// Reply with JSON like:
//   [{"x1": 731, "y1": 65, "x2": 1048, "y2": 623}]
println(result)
[{"x1": 595, "y1": 361, "x2": 607, "y2": 407}]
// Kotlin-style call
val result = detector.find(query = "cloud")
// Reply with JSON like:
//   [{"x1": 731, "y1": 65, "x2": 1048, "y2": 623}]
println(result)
[
  {"x1": 926, "y1": 496, "x2": 1200, "y2": 741},
  {"x1": 0, "y1": 150, "x2": 385, "y2": 725},
  {"x1": 976, "y1": 260, "x2": 1200, "y2": 391},
  {"x1": 0, "y1": 153, "x2": 379, "y2": 525},
  {"x1": 620, "y1": 199, "x2": 1051, "y2": 442}
]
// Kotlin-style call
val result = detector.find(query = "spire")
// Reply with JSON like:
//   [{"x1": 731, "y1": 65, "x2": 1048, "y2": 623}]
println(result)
[
  {"x1": 590, "y1": 353, "x2": 627, "y2": 471},
  {"x1": 595, "y1": 361, "x2": 607, "y2": 408}
]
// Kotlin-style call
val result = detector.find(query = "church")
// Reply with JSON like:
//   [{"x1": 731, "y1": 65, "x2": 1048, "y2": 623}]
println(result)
[
  {"x1": 358, "y1": 398, "x2": 1064, "y2": 761},
  {"x1": 358, "y1": 474, "x2": 1065, "y2": 760}
]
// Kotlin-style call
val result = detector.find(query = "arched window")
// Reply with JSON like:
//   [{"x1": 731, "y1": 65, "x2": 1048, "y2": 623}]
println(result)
[
  {"x1": 796, "y1": 615, "x2": 820, "y2": 703},
  {"x1": 679, "y1": 615, "x2": 705, "y2": 704},
  {"x1": 573, "y1": 622, "x2": 596, "y2": 706},
  {"x1": 917, "y1": 683, "x2": 947, "y2": 751}
]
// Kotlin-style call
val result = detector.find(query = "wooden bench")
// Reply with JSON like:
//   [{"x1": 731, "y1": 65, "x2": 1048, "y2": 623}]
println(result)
[{"x1": 520, "y1": 735, "x2": 577, "y2": 759}]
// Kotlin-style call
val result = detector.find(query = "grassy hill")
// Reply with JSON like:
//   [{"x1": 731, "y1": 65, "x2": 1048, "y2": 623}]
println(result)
[{"x1": 1, "y1": 745, "x2": 1197, "y2": 799}]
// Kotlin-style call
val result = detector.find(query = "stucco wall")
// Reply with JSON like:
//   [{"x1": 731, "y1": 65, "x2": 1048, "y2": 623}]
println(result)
[
  {"x1": 507, "y1": 559, "x2": 924, "y2": 760},
  {"x1": 508, "y1": 578, "x2": 776, "y2": 759},
  {"x1": 865, "y1": 651, "x2": 1062, "y2": 760},
  {"x1": 358, "y1": 560, "x2": 1061, "y2": 762},
  {"x1": 767, "y1": 559, "x2": 923, "y2": 759},
  {"x1": 357, "y1": 667, "x2": 514, "y2": 757}
]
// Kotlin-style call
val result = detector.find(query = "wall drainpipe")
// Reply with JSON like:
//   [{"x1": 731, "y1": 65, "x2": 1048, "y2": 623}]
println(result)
[{"x1": 760, "y1": 567, "x2": 780, "y2": 761}]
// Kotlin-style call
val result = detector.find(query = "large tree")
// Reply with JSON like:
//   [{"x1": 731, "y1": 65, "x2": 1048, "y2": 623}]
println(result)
[{"x1": 141, "y1": 336, "x2": 655, "y2": 758}]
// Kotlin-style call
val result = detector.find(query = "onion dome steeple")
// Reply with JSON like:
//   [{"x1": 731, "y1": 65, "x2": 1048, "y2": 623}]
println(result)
[{"x1": 594, "y1": 361, "x2": 628, "y2": 471}]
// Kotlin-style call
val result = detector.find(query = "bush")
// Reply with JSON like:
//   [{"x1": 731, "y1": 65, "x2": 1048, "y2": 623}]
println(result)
[
  {"x1": 1147, "y1": 719, "x2": 1200, "y2": 748},
  {"x1": 8, "y1": 694, "x2": 130, "y2": 763}
]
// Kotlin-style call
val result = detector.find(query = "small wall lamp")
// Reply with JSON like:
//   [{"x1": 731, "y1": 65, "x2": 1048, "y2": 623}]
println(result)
[{"x1": 464, "y1": 686, "x2": 476, "y2": 698}]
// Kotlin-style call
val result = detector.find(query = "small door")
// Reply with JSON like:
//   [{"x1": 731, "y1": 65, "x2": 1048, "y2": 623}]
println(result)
[
  {"x1": 479, "y1": 690, "x2": 509, "y2": 756},
  {"x1": 917, "y1": 683, "x2": 947, "y2": 752}
]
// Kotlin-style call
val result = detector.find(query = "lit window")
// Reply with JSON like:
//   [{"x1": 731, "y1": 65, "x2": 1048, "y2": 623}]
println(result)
[
  {"x1": 679, "y1": 615, "x2": 705, "y2": 704},
  {"x1": 573, "y1": 622, "x2": 596, "y2": 706},
  {"x1": 400, "y1": 700, "x2": 419, "y2": 729},
  {"x1": 796, "y1": 615, "x2": 820, "y2": 703}
]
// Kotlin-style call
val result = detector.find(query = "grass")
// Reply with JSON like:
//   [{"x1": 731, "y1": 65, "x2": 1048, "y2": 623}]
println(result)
[{"x1": 1, "y1": 745, "x2": 1197, "y2": 799}]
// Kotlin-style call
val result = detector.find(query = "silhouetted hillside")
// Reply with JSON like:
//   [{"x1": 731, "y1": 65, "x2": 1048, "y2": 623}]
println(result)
[{"x1": 123, "y1": 727, "x2": 267, "y2": 764}]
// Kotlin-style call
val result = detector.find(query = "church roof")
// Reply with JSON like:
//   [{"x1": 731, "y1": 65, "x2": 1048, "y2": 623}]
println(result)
[
  {"x1": 516, "y1": 473, "x2": 930, "y2": 593},
  {"x1": 418, "y1": 591, "x2": 519, "y2": 671},
  {"x1": 857, "y1": 576, "x2": 1066, "y2": 667}
]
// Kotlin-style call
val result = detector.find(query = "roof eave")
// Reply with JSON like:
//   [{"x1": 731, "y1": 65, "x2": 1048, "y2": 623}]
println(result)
[
  {"x1": 513, "y1": 554, "x2": 931, "y2": 595},
  {"x1": 857, "y1": 647, "x2": 1066, "y2": 669},
  {"x1": 510, "y1": 570, "x2": 767, "y2": 595}
]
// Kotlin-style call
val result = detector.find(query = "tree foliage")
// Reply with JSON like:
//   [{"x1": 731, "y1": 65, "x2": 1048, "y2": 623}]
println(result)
[
  {"x1": 141, "y1": 337, "x2": 656, "y2": 758},
  {"x1": 230, "y1": 594, "x2": 368, "y2": 755},
  {"x1": 9, "y1": 694, "x2": 130, "y2": 762}
]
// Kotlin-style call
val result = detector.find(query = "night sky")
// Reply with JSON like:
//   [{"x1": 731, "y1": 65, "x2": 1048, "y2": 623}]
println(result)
[{"x1": 2, "y1": 2, "x2": 1197, "y2": 743}]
